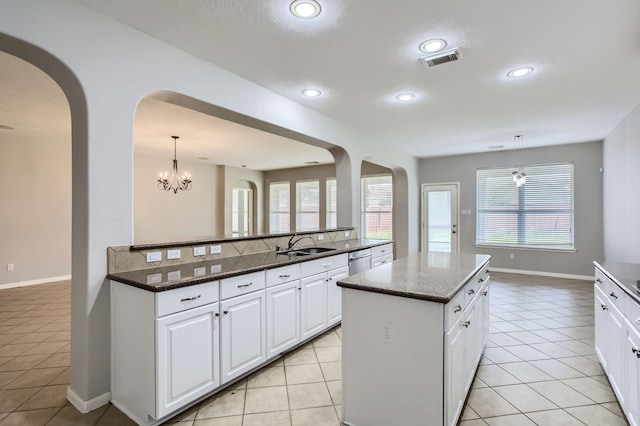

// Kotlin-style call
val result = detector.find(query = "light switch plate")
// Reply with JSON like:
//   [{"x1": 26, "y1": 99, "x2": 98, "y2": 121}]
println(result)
[
  {"x1": 210, "y1": 245, "x2": 222, "y2": 254},
  {"x1": 167, "y1": 249, "x2": 181, "y2": 260},
  {"x1": 193, "y1": 246, "x2": 206, "y2": 257},
  {"x1": 146, "y1": 252, "x2": 162, "y2": 263}
]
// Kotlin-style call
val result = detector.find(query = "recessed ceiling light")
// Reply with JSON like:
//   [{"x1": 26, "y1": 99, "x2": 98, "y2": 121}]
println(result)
[
  {"x1": 419, "y1": 39, "x2": 447, "y2": 53},
  {"x1": 396, "y1": 93, "x2": 415, "y2": 102},
  {"x1": 301, "y1": 88, "x2": 321, "y2": 97},
  {"x1": 290, "y1": 0, "x2": 321, "y2": 18},
  {"x1": 507, "y1": 67, "x2": 534, "y2": 78}
]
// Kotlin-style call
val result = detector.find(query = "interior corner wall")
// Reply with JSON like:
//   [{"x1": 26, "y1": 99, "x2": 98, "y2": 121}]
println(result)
[
  {"x1": 134, "y1": 153, "x2": 221, "y2": 243},
  {"x1": 0, "y1": 135, "x2": 71, "y2": 285},
  {"x1": 603, "y1": 101, "x2": 640, "y2": 263},
  {"x1": 418, "y1": 141, "x2": 604, "y2": 277}
]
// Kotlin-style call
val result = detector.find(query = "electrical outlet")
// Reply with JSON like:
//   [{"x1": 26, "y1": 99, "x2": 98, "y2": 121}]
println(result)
[
  {"x1": 146, "y1": 273, "x2": 162, "y2": 284},
  {"x1": 194, "y1": 267, "x2": 206, "y2": 277},
  {"x1": 344, "y1": 231, "x2": 350, "y2": 238},
  {"x1": 7, "y1": 263, "x2": 14, "y2": 271},
  {"x1": 193, "y1": 246, "x2": 206, "y2": 257},
  {"x1": 146, "y1": 252, "x2": 162, "y2": 263},
  {"x1": 509, "y1": 253, "x2": 515, "y2": 260},
  {"x1": 211, "y1": 264, "x2": 222, "y2": 273},
  {"x1": 210, "y1": 245, "x2": 222, "y2": 254},
  {"x1": 167, "y1": 249, "x2": 181, "y2": 260},
  {"x1": 318, "y1": 234, "x2": 324, "y2": 241},
  {"x1": 382, "y1": 322, "x2": 393, "y2": 343}
]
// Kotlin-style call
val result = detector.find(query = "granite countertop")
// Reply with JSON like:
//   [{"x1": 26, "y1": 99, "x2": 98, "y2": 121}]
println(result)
[
  {"x1": 107, "y1": 239, "x2": 391, "y2": 292},
  {"x1": 594, "y1": 261, "x2": 640, "y2": 304},
  {"x1": 337, "y1": 251, "x2": 491, "y2": 303}
]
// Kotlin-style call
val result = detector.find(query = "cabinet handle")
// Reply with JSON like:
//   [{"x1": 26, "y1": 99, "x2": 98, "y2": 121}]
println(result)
[
  {"x1": 380, "y1": 249, "x2": 386, "y2": 253},
  {"x1": 223, "y1": 310, "x2": 229, "y2": 315},
  {"x1": 609, "y1": 292, "x2": 618, "y2": 299},
  {"x1": 326, "y1": 277, "x2": 333, "y2": 281},
  {"x1": 181, "y1": 295, "x2": 201, "y2": 302},
  {"x1": 596, "y1": 278, "x2": 603, "y2": 283},
  {"x1": 279, "y1": 274, "x2": 291, "y2": 278},
  {"x1": 382, "y1": 260, "x2": 387, "y2": 264},
  {"x1": 483, "y1": 291, "x2": 488, "y2": 296},
  {"x1": 463, "y1": 321, "x2": 471, "y2": 328},
  {"x1": 453, "y1": 305, "x2": 462, "y2": 313},
  {"x1": 323, "y1": 263, "x2": 331, "y2": 268},
  {"x1": 478, "y1": 278, "x2": 484, "y2": 283},
  {"x1": 468, "y1": 289, "x2": 475, "y2": 295},
  {"x1": 601, "y1": 304, "x2": 608, "y2": 311},
  {"x1": 237, "y1": 282, "x2": 253, "y2": 289},
  {"x1": 632, "y1": 348, "x2": 640, "y2": 358},
  {"x1": 636, "y1": 318, "x2": 640, "y2": 325},
  {"x1": 215, "y1": 313, "x2": 219, "y2": 317}
]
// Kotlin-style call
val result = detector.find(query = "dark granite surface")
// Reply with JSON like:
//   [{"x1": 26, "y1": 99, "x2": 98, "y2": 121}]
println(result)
[
  {"x1": 107, "y1": 239, "x2": 390, "y2": 292},
  {"x1": 594, "y1": 261, "x2": 640, "y2": 304},
  {"x1": 337, "y1": 251, "x2": 490, "y2": 303}
]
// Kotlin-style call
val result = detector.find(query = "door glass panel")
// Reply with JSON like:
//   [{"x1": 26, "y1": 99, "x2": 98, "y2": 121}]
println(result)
[{"x1": 428, "y1": 190, "x2": 452, "y2": 252}]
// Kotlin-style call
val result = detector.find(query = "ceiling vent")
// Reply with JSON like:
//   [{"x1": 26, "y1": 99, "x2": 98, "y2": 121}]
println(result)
[{"x1": 420, "y1": 48, "x2": 461, "y2": 68}]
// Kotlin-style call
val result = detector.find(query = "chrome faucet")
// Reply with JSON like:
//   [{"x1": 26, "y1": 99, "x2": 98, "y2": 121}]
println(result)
[{"x1": 288, "y1": 234, "x2": 314, "y2": 250}]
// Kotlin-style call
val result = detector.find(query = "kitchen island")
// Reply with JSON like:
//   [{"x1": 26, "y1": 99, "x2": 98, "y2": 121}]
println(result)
[{"x1": 337, "y1": 251, "x2": 490, "y2": 426}]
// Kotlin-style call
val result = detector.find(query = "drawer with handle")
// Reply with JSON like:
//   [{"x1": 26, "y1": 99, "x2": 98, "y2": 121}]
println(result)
[
  {"x1": 464, "y1": 267, "x2": 488, "y2": 307},
  {"x1": 371, "y1": 243, "x2": 393, "y2": 259},
  {"x1": 156, "y1": 280, "x2": 219, "y2": 317},
  {"x1": 595, "y1": 268, "x2": 626, "y2": 311},
  {"x1": 445, "y1": 289, "x2": 465, "y2": 331},
  {"x1": 220, "y1": 271, "x2": 266, "y2": 300},
  {"x1": 266, "y1": 263, "x2": 301, "y2": 286}
]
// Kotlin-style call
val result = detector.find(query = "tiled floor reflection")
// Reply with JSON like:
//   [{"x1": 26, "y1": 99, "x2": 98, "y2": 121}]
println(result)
[{"x1": 0, "y1": 273, "x2": 629, "y2": 425}]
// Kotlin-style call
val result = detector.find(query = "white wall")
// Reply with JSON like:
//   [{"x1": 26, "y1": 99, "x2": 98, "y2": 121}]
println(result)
[
  {"x1": 419, "y1": 141, "x2": 604, "y2": 277},
  {"x1": 0, "y1": 0, "x2": 418, "y2": 408},
  {"x1": 603, "y1": 101, "x2": 640, "y2": 263},
  {"x1": 134, "y1": 153, "x2": 222, "y2": 243},
  {"x1": 0, "y1": 134, "x2": 71, "y2": 285}
]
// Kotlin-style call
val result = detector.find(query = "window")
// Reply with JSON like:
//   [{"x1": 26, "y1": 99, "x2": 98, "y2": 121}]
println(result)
[
  {"x1": 269, "y1": 182, "x2": 290, "y2": 233},
  {"x1": 361, "y1": 175, "x2": 393, "y2": 240},
  {"x1": 326, "y1": 178, "x2": 337, "y2": 228},
  {"x1": 296, "y1": 180, "x2": 319, "y2": 231},
  {"x1": 476, "y1": 163, "x2": 574, "y2": 249}
]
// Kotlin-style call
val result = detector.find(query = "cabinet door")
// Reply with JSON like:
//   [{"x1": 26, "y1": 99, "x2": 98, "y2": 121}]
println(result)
[
  {"x1": 626, "y1": 323, "x2": 640, "y2": 426},
  {"x1": 444, "y1": 320, "x2": 465, "y2": 426},
  {"x1": 607, "y1": 301, "x2": 626, "y2": 407},
  {"x1": 300, "y1": 273, "x2": 327, "y2": 340},
  {"x1": 479, "y1": 283, "x2": 490, "y2": 348},
  {"x1": 220, "y1": 291, "x2": 266, "y2": 384},
  {"x1": 463, "y1": 303, "x2": 483, "y2": 394},
  {"x1": 266, "y1": 281, "x2": 300, "y2": 359},
  {"x1": 594, "y1": 284, "x2": 610, "y2": 370},
  {"x1": 326, "y1": 266, "x2": 348, "y2": 326},
  {"x1": 156, "y1": 303, "x2": 219, "y2": 418}
]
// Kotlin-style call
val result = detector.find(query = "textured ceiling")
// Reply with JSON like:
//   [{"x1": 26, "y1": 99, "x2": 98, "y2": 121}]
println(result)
[
  {"x1": 0, "y1": 0, "x2": 640, "y2": 165},
  {"x1": 72, "y1": 0, "x2": 640, "y2": 158}
]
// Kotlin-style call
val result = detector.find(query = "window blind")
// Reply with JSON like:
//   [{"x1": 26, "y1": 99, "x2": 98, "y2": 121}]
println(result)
[{"x1": 476, "y1": 163, "x2": 574, "y2": 249}]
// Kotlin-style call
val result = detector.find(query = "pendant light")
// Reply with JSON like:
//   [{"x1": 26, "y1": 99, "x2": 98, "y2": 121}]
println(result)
[
  {"x1": 157, "y1": 136, "x2": 192, "y2": 194},
  {"x1": 512, "y1": 135, "x2": 526, "y2": 187}
]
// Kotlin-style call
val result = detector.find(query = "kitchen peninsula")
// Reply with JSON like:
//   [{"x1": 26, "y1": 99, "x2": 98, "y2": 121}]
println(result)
[
  {"x1": 106, "y1": 228, "x2": 393, "y2": 426},
  {"x1": 337, "y1": 251, "x2": 491, "y2": 426}
]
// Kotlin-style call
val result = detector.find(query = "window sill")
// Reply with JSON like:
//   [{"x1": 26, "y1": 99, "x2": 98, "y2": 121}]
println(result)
[{"x1": 474, "y1": 244, "x2": 577, "y2": 253}]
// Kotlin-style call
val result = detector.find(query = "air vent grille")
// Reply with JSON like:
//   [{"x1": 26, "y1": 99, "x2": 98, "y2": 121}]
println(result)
[{"x1": 420, "y1": 48, "x2": 461, "y2": 68}]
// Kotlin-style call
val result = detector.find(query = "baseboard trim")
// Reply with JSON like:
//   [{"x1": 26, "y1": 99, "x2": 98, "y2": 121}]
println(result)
[
  {"x1": 0, "y1": 275, "x2": 71, "y2": 290},
  {"x1": 490, "y1": 268, "x2": 593, "y2": 282},
  {"x1": 67, "y1": 386, "x2": 111, "y2": 414}
]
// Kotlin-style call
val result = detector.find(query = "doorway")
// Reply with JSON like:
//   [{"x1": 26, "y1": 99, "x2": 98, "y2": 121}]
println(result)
[
  {"x1": 421, "y1": 183, "x2": 459, "y2": 253},
  {"x1": 232, "y1": 185, "x2": 254, "y2": 236}
]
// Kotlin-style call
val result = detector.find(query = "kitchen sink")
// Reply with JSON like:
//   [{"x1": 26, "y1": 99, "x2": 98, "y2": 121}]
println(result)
[{"x1": 276, "y1": 247, "x2": 336, "y2": 257}]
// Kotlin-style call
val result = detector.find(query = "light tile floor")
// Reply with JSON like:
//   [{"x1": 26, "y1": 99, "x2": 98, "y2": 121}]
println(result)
[{"x1": 0, "y1": 273, "x2": 629, "y2": 425}]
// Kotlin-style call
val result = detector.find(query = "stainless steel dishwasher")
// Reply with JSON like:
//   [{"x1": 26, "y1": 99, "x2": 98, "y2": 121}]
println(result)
[{"x1": 348, "y1": 248, "x2": 372, "y2": 275}]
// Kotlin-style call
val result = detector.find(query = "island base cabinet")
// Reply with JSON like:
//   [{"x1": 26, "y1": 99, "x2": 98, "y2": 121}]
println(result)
[
  {"x1": 220, "y1": 291, "x2": 266, "y2": 384},
  {"x1": 156, "y1": 304, "x2": 220, "y2": 418},
  {"x1": 265, "y1": 281, "x2": 300, "y2": 359},
  {"x1": 444, "y1": 320, "x2": 465, "y2": 426},
  {"x1": 326, "y1": 266, "x2": 348, "y2": 326},
  {"x1": 342, "y1": 288, "x2": 444, "y2": 426}
]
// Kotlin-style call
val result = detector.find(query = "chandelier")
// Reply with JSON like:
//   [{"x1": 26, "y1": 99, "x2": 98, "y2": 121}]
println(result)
[
  {"x1": 157, "y1": 136, "x2": 192, "y2": 194},
  {"x1": 512, "y1": 135, "x2": 526, "y2": 187}
]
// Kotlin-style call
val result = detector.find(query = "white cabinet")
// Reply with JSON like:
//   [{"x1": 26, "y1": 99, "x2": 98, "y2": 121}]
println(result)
[
  {"x1": 156, "y1": 303, "x2": 219, "y2": 418},
  {"x1": 220, "y1": 289, "x2": 266, "y2": 384},
  {"x1": 300, "y1": 273, "x2": 328, "y2": 340},
  {"x1": 444, "y1": 274, "x2": 490, "y2": 426},
  {"x1": 594, "y1": 263, "x2": 640, "y2": 426},
  {"x1": 300, "y1": 253, "x2": 348, "y2": 340},
  {"x1": 266, "y1": 280, "x2": 300, "y2": 359},
  {"x1": 371, "y1": 243, "x2": 394, "y2": 268},
  {"x1": 326, "y1": 266, "x2": 348, "y2": 326},
  {"x1": 111, "y1": 280, "x2": 220, "y2": 425}
]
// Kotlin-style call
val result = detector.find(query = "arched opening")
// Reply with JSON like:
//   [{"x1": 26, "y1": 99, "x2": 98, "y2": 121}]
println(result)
[
  {"x1": 231, "y1": 180, "x2": 256, "y2": 236},
  {"x1": 0, "y1": 34, "x2": 95, "y2": 410},
  {"x1": 361, "y1": 157, "x2": 409, "y2": 259}
]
